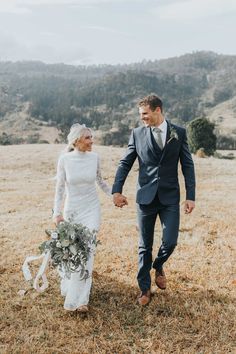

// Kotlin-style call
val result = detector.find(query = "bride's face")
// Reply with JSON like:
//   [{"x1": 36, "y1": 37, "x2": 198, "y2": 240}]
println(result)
[{"x1": 75, "y1": 131, "x2": 93, "y2": 152}]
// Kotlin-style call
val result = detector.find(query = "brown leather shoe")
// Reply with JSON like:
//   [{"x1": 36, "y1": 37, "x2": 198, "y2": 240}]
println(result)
[
  {"x1": 137, "y1": 290, "x2": 151, "y2": 306},
  {"x1": 155, "y1": 269, "x2": 166, "y2": 290}
]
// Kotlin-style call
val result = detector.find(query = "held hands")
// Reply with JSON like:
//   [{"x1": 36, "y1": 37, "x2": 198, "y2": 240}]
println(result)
[
  {"x1": 53, "y1": 215, "x2": 64, "y2": 225},
  {"x1": 113, "y1": 193, "x2": 128, "y2": 208},
  {"x1": 184, "y1": 200, "x2": 195, "y2": 214}
]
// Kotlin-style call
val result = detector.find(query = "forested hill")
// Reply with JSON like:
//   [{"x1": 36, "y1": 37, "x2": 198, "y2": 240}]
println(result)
[{"x1": 1, "y1": 51, "x2": 236, "y2": 147}]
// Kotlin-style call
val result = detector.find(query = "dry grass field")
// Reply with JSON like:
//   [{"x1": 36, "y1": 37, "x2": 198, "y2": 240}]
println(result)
[{"x1": 0, "y1": 144, "x2": 235, "y2": 354}]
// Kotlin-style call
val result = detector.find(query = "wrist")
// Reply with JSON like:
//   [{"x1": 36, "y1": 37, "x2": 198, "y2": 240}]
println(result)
[{"x1": 53, "y1": 213, "x2": 62, "y2": 219}]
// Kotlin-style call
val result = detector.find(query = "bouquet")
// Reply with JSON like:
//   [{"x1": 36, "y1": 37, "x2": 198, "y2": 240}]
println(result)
[{"x1": 40, "y1": 221, "x2": 97, "y2": 280}]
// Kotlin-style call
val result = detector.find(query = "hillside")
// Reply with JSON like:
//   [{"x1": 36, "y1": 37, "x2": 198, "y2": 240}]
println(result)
[
  {"x1": 0, "y1": 51, "x2": 236, "y2": 147},
  {"x1": 207, "y1": 96, "x2": 236, "y2": 135},
  {"x1": 0, "y1": 144, "x2": 235, "y2": 353},
  {"x1": 0, "y1": 103, "x2": 59, "y2": 144}
]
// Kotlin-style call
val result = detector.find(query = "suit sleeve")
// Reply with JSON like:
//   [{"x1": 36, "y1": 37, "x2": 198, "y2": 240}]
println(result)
[
  {"x1": 179, "y1": 129, "x2": 196, "y2": 201},
  {"x1": 112, "y1": 130, "x2": 137, "y2": 194}
]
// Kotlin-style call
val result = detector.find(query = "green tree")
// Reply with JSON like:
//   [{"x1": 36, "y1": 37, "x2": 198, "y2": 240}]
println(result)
[{"x1": 187, "y1": 117, "x2": 216, "y2": 156}]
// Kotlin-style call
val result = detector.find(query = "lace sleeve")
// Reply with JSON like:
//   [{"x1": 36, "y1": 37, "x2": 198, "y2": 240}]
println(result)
[
  {"x1": 53, "y1": 155, "x2": 66, "y2": 217},
  {"x1": 96, "y1": 157, "x2": 112, "y2": 196}
]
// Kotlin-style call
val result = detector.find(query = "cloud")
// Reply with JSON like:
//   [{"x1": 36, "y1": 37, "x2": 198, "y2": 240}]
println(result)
[
  {"x1": 39, "y1": 31, "x2": 57, "y2": 37},
  {"x1": 0, "y1": 33, "x2": 24, "y2": 57},
  {"x1": 0, "y1": 0, "x2": 147, "y2": 14},
  {"x1": 0, "y1": 3, "x2": 31, "y2": 14},
  {"x1": 0, "y1": 32, "x2": 92, "y2": 64},
  {"x1": 10, "y1": 0, "x2": 146, "y2": 6},
  {"x1": 82, "y1": 25, "x2": 133, "y2": 38},
  {"x1": 153, "y1": 0, "x2": 236, "y2": 21}
]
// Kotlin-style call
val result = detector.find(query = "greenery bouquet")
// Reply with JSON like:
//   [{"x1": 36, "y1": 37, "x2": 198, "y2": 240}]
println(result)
[{"x1": 40, "y1": 221, "x2": 97, "y2": 280}]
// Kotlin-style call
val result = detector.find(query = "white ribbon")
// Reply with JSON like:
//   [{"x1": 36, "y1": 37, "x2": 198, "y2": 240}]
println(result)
[{"x1": 22, "y1": 251, "x2": 51, "y2": 292}]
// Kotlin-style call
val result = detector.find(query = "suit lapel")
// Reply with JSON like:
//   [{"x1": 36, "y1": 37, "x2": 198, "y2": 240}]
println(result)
[
  {"x1": 145, "y1": 127, "x2": 161, "y2": 157},
  {"x1": 165, "y1": 121, "x2": 171, "y2": 145},
  {"x1": 145, "y1": 122, "x2": 174, "y2": 162}
]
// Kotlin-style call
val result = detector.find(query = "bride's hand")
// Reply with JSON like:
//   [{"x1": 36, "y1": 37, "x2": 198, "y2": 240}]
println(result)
[{"x1": 53, "y1": 215, "x2": 64, "y2": 225}]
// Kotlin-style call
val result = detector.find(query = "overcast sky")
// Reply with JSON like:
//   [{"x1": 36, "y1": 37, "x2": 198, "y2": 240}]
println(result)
[{"x1": 0, "y1": 0, "x2": 235, "y2": 65}]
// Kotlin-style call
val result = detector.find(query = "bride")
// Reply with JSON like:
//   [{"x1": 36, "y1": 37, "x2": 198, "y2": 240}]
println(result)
[{"x1": 53, "y1": 123, "x2": 111, "y2": 312}]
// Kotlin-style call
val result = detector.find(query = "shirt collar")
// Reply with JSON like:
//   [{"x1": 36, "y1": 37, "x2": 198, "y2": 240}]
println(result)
[{"x1": 151, "y1": 119, "x2": 167, "y2": 132}]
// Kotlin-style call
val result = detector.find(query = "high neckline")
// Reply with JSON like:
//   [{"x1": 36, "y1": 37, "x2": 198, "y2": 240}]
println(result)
[{"x1": 73, "y1": 149, "x2": 88, "y2": 155}]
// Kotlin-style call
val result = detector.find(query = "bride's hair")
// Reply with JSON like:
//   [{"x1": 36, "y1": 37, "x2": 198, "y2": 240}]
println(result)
[{"x1": 65, "y1": 123, "x2": 92, "y2": 152}]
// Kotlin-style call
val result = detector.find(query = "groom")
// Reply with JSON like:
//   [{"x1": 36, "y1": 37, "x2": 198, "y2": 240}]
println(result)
[{"x1": 112, "y1": 94, "x2": 195, "y2": 306}]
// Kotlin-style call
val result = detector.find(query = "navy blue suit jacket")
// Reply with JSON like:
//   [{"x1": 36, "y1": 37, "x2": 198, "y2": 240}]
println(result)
[{"x1": 112, "y1": 121, "x2": 195, "y2": 205}]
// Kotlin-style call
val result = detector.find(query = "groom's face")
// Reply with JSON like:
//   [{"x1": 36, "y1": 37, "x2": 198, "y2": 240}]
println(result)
[{"x1": 139, "y1": 105, "x2": 160, "y2": 127}]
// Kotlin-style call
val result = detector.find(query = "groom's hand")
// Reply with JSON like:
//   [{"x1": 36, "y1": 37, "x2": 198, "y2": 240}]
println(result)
[
  {"x1": 113, "y1": 193, "x2": 128, "y2": 208},
  {"x1": 184, "y1": 200, "x2": 195, "y2": 214}
]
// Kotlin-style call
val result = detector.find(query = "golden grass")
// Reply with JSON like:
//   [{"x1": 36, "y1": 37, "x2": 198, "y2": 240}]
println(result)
[{"x1": 0, "y1": 144, "x2": 235, "y2": 354}]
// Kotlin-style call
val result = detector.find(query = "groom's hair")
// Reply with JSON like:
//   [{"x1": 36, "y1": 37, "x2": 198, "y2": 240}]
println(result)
[{"x1": 138, "y1": 94, "x2": 163, "y2": 112}]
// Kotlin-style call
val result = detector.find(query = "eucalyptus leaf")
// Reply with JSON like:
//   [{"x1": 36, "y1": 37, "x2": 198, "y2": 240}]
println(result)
[{"x1": 61, "y1": 240, "x2": 70, "y2": 247}]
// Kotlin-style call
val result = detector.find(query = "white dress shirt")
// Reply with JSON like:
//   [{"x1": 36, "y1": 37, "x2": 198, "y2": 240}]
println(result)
[{"x1": 151, "y1": 119, "x2": 167, "y2": 148}]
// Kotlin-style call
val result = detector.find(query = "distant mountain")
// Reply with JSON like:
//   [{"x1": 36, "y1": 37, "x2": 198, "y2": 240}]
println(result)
[{"x1": 0, "y1": 51, "x2": 236, "y2": 148}]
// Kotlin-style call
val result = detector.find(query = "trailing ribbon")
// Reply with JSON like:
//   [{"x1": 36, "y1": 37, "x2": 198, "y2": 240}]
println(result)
[{"x1": 22, "y1": 251, "x2": 51, "y2": 292}]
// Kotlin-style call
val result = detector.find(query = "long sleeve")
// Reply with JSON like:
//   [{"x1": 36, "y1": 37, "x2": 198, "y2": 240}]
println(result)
[
  {"x1": 53, "y1": 155, "x2": 66, "y2": 217},
  {"x1": 96, "y1": 157, "x2": 112, "y2": 196},
  {"x1": 112, "y1": 130, "x2": 137, "y2": 194},
  {"x1": 180, "y1": 129, "x2": 196, "y2": 201}
]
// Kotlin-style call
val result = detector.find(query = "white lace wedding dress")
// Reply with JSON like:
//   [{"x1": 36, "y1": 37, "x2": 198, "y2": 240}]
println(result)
[{"x1": 53, "y1": 150, "x2": 111, "y2": 310}]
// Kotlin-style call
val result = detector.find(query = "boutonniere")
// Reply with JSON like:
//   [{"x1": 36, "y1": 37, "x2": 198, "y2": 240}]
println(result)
[{"x1": 167, "y1": 126, "x2": 178, "y2": 144}]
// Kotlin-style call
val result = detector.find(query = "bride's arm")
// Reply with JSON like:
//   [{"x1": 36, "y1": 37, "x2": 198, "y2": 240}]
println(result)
[
  {"x1": 53, "y1": 155, "x2": 66, "y2": 220},
  {"x1": 96, "y1": 157, "x2": 112, "y2": 196}
]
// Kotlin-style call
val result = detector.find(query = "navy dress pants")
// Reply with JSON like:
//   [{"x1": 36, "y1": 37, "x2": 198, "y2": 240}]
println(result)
[{"x1": 137, "y1": 193, "x2": 180, "y2": 292}]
